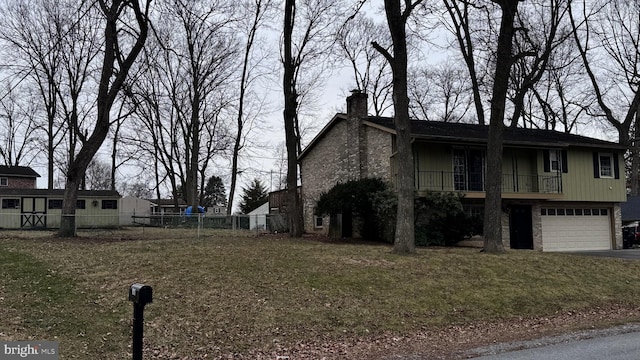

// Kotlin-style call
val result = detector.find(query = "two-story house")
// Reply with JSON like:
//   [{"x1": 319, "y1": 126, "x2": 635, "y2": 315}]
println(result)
[{"x1": 299, "y1": 92, "x2": 626, "y2": 252}]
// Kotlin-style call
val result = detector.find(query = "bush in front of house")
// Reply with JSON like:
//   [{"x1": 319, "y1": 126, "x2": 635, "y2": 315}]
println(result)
[
  {"x1": 414, "y1": 192, "x2": 482, "y2": 247},
  {"x1": 315, "y1": 178, "x2": 396, "y2": 242}
]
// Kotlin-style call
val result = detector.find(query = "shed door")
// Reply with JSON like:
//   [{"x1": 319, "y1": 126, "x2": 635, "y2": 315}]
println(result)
[
  {"x1": 541, "y1": 207, "x2": 611, "y2": 252},
  {"x1": 21, "y1": 197, "x2": 47, "y2": 228}
]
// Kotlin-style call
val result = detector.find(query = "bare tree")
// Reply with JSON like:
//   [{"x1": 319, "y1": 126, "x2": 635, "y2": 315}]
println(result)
[
  {"x1": 569, "y1": 0, "x2": 640, "y2": 194},
  {"x1": 372, "y1": 0, "x2": 428, "y2": 254},
  {"x1": 408, "y1": 62, "x2": 473, "y2": 122},
  {"x1": 483, "y1": 0, "x2": 522, "y2": 253},
  {"x1": 0, "y1": 0, "x2": 68, "y2": 188},
  {"x1": 282, "y1": 0, "x2": 339, "y2": 237},
  {"x1": 442, "y1": 0, "x2": 488, "y2": 125},
  {"x1": 507, "y1": 0, "x2": 571, "y2": 128},
  {"x1": 58, "y1": 0, "x2": 150, "y2": 236},
  {"x1": 338, "y1": 13, "x2": 393, "y2": 116},
  {"x1": 0, "y1": 84, "x2": 40, "y2": 166},
  {"x1": 228, "y1": 0, "x2": 275, "y2": 215}
]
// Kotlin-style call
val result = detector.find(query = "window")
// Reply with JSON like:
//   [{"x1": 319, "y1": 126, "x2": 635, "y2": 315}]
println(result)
[
  {"x1": 0, "y1": 177, "x2": 7, "y2": 187},
  {"x1": 453, "y1": 149, "x2": 485, "y2": 191},
  {"x1": 599, "y1": 153, "x2": 613, "y2": 178},
  {"x1": 549, "y1": 150, "x2": 561, "y2": 171},
  {"x1": 566, "y1": 208, "x2": 574, "y2": 215},
  {"x1": 76, "y1": 200, "x2": 86, "y2": 209},
  {"x1": 48, "y1": 199, "x2": 63, "y2": 209},
  {"x1": 557, "y1": 208, "x2": 565, "y2": 215},
  {"x1": 101, "y1": 200, "x2": 118, "y2": 209},
  {"x1": 601, "y1": 208, "x2": 608, "y2": 215},
  {"x1": 544, "y1": 150, "x2": 568, "y2": 173},
  {"x1": 314, "y1": 215, "x2": 324, "y2": 228},
  {"x1": 2, "y1": 198, "x2": 20, "y2": 209}
]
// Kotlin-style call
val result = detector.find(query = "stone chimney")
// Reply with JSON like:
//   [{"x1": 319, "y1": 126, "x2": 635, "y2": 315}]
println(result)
[
  {"x1": 345, "y1": 90, "x2": 368, "y2": 180},
  {"x1": 346, "y1": 89, "x2": 368, "y2": 119}
]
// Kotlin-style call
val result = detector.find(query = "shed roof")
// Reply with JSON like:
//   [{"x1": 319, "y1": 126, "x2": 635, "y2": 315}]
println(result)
[{"x1": 0, "y1": 189, "x2": 120, "y2": 197}]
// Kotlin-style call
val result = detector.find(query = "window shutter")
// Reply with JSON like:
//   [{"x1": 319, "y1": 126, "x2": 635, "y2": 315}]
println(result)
[
  {"x1": 614, "y1": 153, "x2": 620, "y2": 179},
  {"x1": 543, "y1": 150, "x2": 550, "y2": 172},
  {"x1": 561, "y1": 150, "x2": 568, "y2": 173},
  {"x1": 593, "y1": 152, "x2": 600, "y2": 178}
]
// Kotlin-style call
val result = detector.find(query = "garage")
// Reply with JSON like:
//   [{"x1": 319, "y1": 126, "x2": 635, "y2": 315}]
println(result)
[{"x1": 541, "y1": 207, "x2": 612, "y2": 252}]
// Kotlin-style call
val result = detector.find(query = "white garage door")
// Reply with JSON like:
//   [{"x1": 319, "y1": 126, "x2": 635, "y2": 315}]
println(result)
[{"x1": 541, "y1": 207, "x2": 612, "y2": 252}]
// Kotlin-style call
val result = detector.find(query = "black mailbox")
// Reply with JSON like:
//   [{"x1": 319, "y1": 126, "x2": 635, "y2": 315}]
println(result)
[{"x1": 129, "y1": 283, "x2": 153, "y2": 305}]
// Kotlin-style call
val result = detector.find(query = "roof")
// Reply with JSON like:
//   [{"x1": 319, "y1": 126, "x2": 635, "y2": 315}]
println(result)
[
  {"x1": 622, "y1": 196, "x2": 640, "y2": 222},
  {"x1": 0, "y1": 188, "x2": 120, "y2": 197},
  {"x1": 365, "y1": 117, "x2": 625, "y2": 149},
  {"x1": 0, "y1": 165, "x2": 40, "y2": 178},
  {"x1": 148, "y1": 198, "x2": 188, "y2": 207}
]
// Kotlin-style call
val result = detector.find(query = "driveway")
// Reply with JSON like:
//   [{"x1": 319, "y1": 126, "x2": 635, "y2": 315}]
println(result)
[{"x1": 565, "y1": 248, "x2": 640, "y2": 260}]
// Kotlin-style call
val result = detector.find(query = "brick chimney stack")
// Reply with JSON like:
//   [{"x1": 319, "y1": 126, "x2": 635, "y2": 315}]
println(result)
[{"x1": 346, "y1": 89, "x2": 368, "y2": 119}]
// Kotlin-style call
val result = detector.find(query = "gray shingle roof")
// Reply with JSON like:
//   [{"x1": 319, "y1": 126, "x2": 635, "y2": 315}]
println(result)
[
  {"x1": 0, "y1": 165, "x2": 40, "y2": 178},
  {"x1": 365, "y1": 117, "x2": 624, "y2": 149}
]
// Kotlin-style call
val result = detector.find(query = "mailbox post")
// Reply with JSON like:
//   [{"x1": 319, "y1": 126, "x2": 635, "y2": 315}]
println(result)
[{"x1": 129, "y1": 283, "x2": 152, "y2": 360}]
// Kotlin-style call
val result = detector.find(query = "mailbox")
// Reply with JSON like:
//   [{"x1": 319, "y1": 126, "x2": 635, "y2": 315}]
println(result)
[{"x1": 129, "y1": 283, "x2": 153, "y2": 305}]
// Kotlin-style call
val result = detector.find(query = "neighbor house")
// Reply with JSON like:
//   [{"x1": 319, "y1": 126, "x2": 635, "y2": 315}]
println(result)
[
  {"x1": 299, "y1": 92, "x2": 626, "y2": 252},
  {"x1": 0, "y1": 165, "x2": 40, "y2": 189}
]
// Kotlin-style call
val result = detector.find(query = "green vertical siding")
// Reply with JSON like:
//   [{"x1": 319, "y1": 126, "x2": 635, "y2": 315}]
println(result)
[
  {"x1": 413, "y1": 141, "x2": 625, "y2": 202},
  {"x1": 552, "y1": 150, "x2": 626, "y2": 202}
]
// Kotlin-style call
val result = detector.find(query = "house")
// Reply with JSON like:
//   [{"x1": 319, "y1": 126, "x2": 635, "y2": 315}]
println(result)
[
  {"x1": 0, "y1": 188, "x2": 121, "y2": 229},
  {"x1": 299, "y1": 91, "x2": 626, "y2": 252},
  {"x1": 248, "y1": 201, "x2": 269, "y2": 230},
  {"x1": 0, "y1": 165, "x2": 40, "y2": 189}
]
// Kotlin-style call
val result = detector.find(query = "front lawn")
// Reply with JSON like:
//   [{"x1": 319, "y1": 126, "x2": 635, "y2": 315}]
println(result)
[{"x1": 1, "y1": 228, "x2": 639, "y2": 359}]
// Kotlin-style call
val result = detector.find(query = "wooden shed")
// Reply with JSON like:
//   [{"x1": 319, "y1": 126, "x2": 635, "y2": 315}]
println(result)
[{"x1": 0, "y1": 188, "x2": 121, "y2": 229}]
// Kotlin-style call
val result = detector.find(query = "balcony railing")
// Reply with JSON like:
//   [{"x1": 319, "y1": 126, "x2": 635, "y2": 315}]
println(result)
[{"x1": 416, "y1": 171, "x2": 562, "y2": 194}]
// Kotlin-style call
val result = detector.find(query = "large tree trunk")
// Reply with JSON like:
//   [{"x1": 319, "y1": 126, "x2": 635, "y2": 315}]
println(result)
[
  {"x1": 283, "y1": 0, "x2": 303, "y2": 237},
  {"x1": 58, "y1": 0, "x2": 148, "y2": 236},
  {"x1": 373, "y1": 0, "x2": 420, "y2": 254},
  {"x1": 387, "y1": 2, "x2": 415, "y2": 254},
  {"x1": 483, "y1": 0, "x2": 520, "y2": 253}
]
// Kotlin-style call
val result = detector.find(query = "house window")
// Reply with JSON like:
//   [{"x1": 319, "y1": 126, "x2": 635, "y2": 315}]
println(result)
[
  {"x1": 599, "y1": 153, "x2": 613, "y2": 178},
  {"x1": 314, "y1": 215, "x2": 323, "y2": 228},
  {"x1": 101, "y1": 200, "x2": 118, "y2": 209},
  {"x1": 0, "y1": 177, "x2": 7, "y2": 187},
  {"x1": 48, "y1": 199, "x2": 63, "y2": 209},
  {"x1": 453, "y1": 149, "x2": 485, "y2": 191},
  {"x1": 544, "y1": 150, "x2": 568, "y2": 173},
  {"x1": 2, "y1": 198, "x2": 20, "y2": 209},
  {"x1": 549, "y1": 150, "x2": 561, "y2": 171},
  {"x1": 76, "y1": 200, "x2": 86, "y2": 209}
]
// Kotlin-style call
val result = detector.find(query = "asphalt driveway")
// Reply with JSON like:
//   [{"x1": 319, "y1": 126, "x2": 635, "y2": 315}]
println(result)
[{"x1": 566, "y1": 248, "x2": 640, "y2": 260}]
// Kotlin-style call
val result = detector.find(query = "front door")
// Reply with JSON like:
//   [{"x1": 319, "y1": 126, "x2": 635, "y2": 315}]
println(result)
[
  {"x1": 510, "y1": 205, "x2": 533, "y2": 249},
  {"x1": 21, "y1": 197, "x2": 47, "y2": 228}
]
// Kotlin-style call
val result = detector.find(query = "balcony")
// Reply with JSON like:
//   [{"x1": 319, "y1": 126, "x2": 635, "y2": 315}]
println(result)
[{"x1": 416, "y1": 171, "x2": 563, "y2": 199}]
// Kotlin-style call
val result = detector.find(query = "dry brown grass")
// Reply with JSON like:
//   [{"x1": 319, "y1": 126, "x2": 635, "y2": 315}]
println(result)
[{"x1": 1, "y1": 228, "x2": 640, "y2": 359}]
